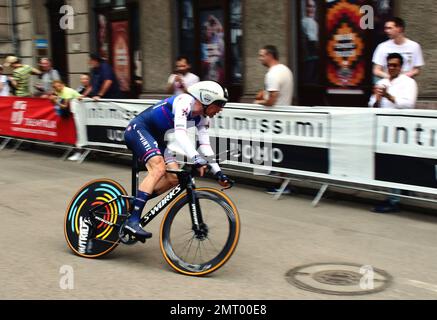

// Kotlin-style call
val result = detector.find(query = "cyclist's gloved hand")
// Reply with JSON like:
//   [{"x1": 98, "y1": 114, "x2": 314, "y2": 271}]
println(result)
[
  {"x1": 193, "y1": 155, "x2": 208, "y2": 177},
  {"x1": 215, "y1": 171, "x2": 234, "y2": 188}
]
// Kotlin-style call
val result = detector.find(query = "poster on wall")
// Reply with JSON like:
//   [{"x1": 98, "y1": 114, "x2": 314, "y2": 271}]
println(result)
[
  {"x1": 97, "y1": 14, "x2": 109, "y2": 59},
  {"x1": 200, "y1": 9, "x2": 226, "y2": 83},
  {"x1": 325, "y1": 0, "x2": 367, "y2": 89},
  {"x1": 111, "y1": 21, "x2": 132, "y2": 93},
  {"x1": 300, "y1": 0, "x2": 321, "y2": 85}
]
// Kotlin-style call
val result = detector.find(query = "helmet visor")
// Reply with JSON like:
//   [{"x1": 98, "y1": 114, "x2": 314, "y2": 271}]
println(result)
[{"x1": 212, "y1": 100, "x2": 227, "y2": 108}]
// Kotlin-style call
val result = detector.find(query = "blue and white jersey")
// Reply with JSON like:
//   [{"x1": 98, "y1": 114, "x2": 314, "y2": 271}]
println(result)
[
  {"x1": 127, "y1": 94, "x2": 220, "y2": 173},
  {"x1": 132, "y1": 94, "x2": 207, "y2": 135}
]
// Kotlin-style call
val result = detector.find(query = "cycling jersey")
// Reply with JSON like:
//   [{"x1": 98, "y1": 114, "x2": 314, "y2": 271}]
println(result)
[{"x1": 125, "y1": 94, "x2": 220, "y2": 173}]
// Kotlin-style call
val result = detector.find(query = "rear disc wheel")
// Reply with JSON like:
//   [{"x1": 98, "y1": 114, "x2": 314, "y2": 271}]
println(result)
[{"x1": 64, "y1": 179, "x2": 130, "y2": 258}]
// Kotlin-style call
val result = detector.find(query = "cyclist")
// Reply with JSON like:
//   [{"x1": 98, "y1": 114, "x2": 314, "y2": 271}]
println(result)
[{"x1": 123, "y1": 81, "x2": 232, "y2": 240}]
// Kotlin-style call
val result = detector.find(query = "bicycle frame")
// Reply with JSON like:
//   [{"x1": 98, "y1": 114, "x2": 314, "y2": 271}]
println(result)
[
  {"x1": 140, "y1": 170, "x2": 205, "y2": 233},
  {"x1": 87, "y1": 162, "x2": 206, "y2": 236}
]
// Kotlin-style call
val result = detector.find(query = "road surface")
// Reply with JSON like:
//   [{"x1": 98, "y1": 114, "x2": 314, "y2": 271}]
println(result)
[{"x1": 1, "y1": 148, "x2": 437, "y2": 300}]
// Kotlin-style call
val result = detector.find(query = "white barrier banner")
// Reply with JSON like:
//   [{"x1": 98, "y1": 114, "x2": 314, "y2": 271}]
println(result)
[
  {"x1": 71, "y1": 99, "x2": 158, "y2": 148},
  {"x1": 71, "y1": 99, "x2": 437, "y2": 194}
]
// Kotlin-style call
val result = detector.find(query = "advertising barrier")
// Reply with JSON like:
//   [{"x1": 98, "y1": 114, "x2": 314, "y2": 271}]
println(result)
[
  {"x1": 70, "y1": 99, "x2": 437, "y2": 195},
  {"x1": 71, "y1": 99, "x2": 158, "y2": 148},
  {"x1": 0, "y1": 97, "x2": 77, "y2": 144}
]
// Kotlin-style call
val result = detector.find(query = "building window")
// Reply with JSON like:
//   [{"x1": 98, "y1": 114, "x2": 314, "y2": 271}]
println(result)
[
  {"x1": 176, "y1": 0, "x2": 243, "y2": 99},
  {"x1": 96, "y1": 0, "x2": 126, "y2": 9},
  {"x1": 93, "y1": 0, "x2": 141, "y2": 97},
  {"x1": 97, "y1": 0, "x2": 112, "y2": 6},
  {"x1": 230, "y1": 0, "x2": 242, "y2": 84},
  {"x1": 179, "y1": 0, "x2": 196, "y2": 66},
  {"x1": 0, "y1": 2, "x2": 11, "y2": 40}
]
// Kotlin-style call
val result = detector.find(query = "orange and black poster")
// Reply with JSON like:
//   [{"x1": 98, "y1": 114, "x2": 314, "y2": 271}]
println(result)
[{"x1": 326, "y1": 0, "x2": 366, "y2": 88}]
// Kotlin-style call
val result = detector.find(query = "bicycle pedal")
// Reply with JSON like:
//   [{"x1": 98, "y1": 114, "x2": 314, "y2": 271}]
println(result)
[{"x1": 133, "y1": 236, "x2": 146, "y2": 244}]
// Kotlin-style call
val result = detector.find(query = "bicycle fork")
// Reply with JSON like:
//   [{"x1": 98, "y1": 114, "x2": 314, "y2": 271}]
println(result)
[{"x1": 186, "y1": 183, "x2": 207, "y2": 239}]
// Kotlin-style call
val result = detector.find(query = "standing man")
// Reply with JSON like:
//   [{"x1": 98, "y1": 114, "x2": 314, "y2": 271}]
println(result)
[
  {"x1": 167, "y1": 56, "x2": 199, "y2": 95},
  {"x1": 372, "y1": 17, "x2": 424, "y2": 79},
  {"x1": 254, "y1": 45, "x2": 294, "y2": 107},
  {"x1": 3, "y1": 56, "x2": 41, "y2": 97},
  {"x1": 369, "y1": 53, "x2": 418, "y2": 214},
  {"x1": 83, "y1": 53, "x2": 121, "y2": 101},
  {"x1": 34, "y1": 57, "x2": 61, "y2": 98},
  {"x1": 255, "y1": 45, "x2": 294, "y2": 195}
]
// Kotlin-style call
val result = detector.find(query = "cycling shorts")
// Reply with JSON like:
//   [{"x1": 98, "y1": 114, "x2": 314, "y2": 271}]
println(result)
[{"x1": 124, "y1": 123, "x2": 176, "y2": 165}]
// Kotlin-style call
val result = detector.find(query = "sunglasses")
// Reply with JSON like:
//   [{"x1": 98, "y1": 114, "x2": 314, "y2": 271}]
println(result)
[
  {"x1": 213, "y1": 100, "x2": 227, "y2": 108},
  {"x1": 388, "y1": 63, "x2": 401, "y2": 67}
]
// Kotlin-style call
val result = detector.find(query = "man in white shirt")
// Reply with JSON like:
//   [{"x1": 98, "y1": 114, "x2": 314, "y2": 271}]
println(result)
[
  {"x1": 255, "y1": 45, "x2": 294, "y2": 107},
  {"x1": 255, "y1": 45, "x2": 294, "y2": 195},
  {"x1": 372, "y1": 17, "x2": 424, "y2": 79},
  {"x1": 369, "y1": 53, "x2": 418, "y2": 109},
  {"x1": 167, "y1": 56, "x2": 200, "y2": 95},
  {"x1": 369, "y1": 53, "x2": 417, "y2": 214}
]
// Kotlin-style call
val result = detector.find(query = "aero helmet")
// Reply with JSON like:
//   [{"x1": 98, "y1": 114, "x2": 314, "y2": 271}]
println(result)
[{"x1": 187, "y1": 81, "x2": 229, "y2": 108}]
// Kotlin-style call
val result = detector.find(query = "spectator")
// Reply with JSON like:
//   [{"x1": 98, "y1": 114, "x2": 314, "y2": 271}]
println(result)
[
  {"x1": 70, "y1": 74, "x2": 92, "y2": 161},
  {"x1": 49, "y1": 80, "x2": 81, "y2": 118},
  {"x1": 83, "y1": 53, "x2": 121, "y2": 101},
  {"x1": 255, "y1": 45, "x2": 294, "y2": 195},
  {"x1": 0, "y1": 65, "x2": 11, "y2": 96},
  {"x1": 34, "y1": 57, "x2": 61, "y2": 98},
  {"x1": 372, "y1": 17, "x2": 424, "y2": 80},
  {"x1": 369, "y1": 53, "x2": 418, "y2": 214},
  {"x1": 369, "y1": 53, "x2": 418, "y2": 109},
  {"x1": 167, "y1": 56, "x2": 199, "y2": 95},
  {"x1": 3, "y1": 56, "x2": 41, "y2": 97},
  {"x1": 76, "y1": 73, "x2": 92, "y2": 96},
  {"x1": 254, "y1": 45, "x2": 294, "y2": 107}
]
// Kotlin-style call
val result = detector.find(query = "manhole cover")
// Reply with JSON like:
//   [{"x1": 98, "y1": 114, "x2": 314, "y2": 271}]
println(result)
[{"x1": 285, "y1": 263, "x2": 392, "y2": 296}]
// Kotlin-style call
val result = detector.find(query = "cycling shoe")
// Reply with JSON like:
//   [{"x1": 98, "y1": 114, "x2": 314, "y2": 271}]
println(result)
[{"x1": 123, "y1": 220, "x2": 152, "y2": 243}]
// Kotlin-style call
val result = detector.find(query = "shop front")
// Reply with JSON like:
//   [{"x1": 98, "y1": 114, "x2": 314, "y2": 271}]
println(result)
[
  {"x1": 176, "y1": 0, "x2": 243, "y2": 101},
  {"x1": 92, "y1": 0, "x2": 142, "y2": 98},
  {"x1": 294, "y1": 0, "x2": 395, "y2": 107}
]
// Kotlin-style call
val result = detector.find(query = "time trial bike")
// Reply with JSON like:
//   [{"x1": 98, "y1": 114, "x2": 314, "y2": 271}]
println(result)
[{"x1": 64, "y1": 154, "x2": 240, "y2": 276}]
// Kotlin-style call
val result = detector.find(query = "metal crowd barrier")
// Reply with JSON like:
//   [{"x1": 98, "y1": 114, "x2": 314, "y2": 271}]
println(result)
[{"x1": 2, "y1": 135, "x2": 436, "y2": 210}]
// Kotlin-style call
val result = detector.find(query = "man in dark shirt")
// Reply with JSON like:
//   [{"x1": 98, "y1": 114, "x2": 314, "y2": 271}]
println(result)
[{"x1": 83, "y1": 53, "x2": 121, "y2": 100}]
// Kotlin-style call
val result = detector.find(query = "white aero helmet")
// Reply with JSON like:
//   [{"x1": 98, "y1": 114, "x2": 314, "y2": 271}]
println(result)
[{"x1": 187, "y1": 81, "x2": 229, "y2": 108}]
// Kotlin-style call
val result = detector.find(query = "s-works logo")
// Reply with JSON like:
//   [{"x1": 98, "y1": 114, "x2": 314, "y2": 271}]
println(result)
[{"x1": 10, "y1": 101, "x2": 27, "y2": 125}]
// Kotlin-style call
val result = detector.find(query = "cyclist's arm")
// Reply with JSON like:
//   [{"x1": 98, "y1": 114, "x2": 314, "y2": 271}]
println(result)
[
  {"x1": 173, "y1": 95, "x2": 201, "y2": 160},
  {"x1": 198, "y1": 117, "x2": 220, "y2": 174}
]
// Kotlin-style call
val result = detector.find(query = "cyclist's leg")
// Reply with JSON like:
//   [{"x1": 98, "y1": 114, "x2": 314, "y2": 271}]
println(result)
[
  {"x1": 138, "y1": 156, "x2": 167, "y2": 195},
  {"x1": 124, "y1": 125, "x2": 167, "y2": 239},
  {"x1": 152, "y1": 147, "x2": 180, "y2": 195}
]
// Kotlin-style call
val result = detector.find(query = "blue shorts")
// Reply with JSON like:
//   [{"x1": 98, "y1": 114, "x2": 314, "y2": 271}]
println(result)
[{"x1": 124, "y1": 123, "x2": 176, "y2": 165}]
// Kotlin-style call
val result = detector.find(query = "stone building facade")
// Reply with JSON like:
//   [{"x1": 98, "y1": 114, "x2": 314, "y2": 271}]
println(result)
[{"x1": 0, "y1": 0, "x2": 436, "y2": 107}]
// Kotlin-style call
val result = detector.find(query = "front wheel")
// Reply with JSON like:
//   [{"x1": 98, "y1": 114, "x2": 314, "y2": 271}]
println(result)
[{"x1": 160, "y1": 188, "x2": 240, "y2": 276}]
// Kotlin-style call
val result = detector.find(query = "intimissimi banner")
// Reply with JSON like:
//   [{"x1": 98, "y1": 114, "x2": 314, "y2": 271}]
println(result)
[{"x1": 71, "y1": 99, "x2": 437, "y2": 194}]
